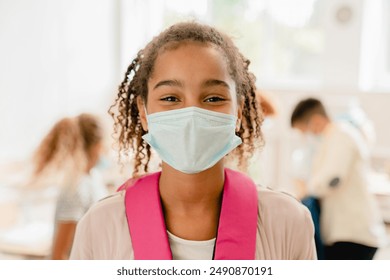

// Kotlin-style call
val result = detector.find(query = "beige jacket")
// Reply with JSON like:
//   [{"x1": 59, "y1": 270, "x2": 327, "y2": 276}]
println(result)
[
  {"x1": 70, "y1": 186, "x2": 316, "y2": 260},
  {"x1": 308, "y1": 122, "x2": 387, "y2": 247}
]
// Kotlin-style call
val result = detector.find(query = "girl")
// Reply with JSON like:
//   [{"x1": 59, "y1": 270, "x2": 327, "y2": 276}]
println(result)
[
  {"x1": 31, "y1": 113, "x2": 108, "y2": 259},
  {"x1": 70, "y1": 22, "x2": 316, "y2": 260}
]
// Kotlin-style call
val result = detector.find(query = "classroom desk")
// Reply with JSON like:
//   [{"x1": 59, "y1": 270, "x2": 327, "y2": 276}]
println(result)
[
  {"x1": 0, "y1": 184, "x2": 57, "y2": 259},
  {"x1": 369, "y1": 172, "x2": 390, "y2": 223}
]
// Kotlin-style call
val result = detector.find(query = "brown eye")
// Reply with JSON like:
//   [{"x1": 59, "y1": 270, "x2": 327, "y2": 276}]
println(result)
[
  {"x1": 205, "y1": 96, "x2": 225, "y2": 103},
  {"x1": 160, "y1": 96, "x2": 179, "y2": 102}
]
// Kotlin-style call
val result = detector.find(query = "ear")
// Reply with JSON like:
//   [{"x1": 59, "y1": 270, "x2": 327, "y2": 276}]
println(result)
[
  {"x1": 137, "y1": 96, "x2": 148, "y2": 131},
  {"x1": 236, "y1": 102, "x2": 243, "y2": 132}
]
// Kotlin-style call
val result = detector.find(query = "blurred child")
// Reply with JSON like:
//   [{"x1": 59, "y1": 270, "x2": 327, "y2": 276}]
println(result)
[
  {"x1": 30, "y1": 113, "x2": 108, "y2": 259},
  {"x1": 291, "y1": 98, "x2": 387, "y2": 260}
]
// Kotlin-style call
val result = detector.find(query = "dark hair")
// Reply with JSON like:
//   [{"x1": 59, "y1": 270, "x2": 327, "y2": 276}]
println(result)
[
  {"x1": 290, "y1": 98, "x2": 328, "y2": 127},
  {"x1": 109, "y1": 22, "x2": 263, "y2": 177}
]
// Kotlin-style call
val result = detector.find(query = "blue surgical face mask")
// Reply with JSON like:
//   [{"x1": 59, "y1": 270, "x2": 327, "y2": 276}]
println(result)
[{"x1": 142, "y1": 106, "x2": 242, "y2": 174}]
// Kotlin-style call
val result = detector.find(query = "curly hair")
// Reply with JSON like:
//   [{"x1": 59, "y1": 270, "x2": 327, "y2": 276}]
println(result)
[{"x1": 109, "y1": 22, "x2": 264, "y2": 177}]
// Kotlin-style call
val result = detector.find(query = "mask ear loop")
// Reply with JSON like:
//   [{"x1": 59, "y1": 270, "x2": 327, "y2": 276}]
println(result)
[{"x1": 143, "y1": 105, "x2": 148, "y2": 115}]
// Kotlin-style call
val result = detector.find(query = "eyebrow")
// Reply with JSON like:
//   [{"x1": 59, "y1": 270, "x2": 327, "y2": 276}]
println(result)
[
  {"x1": 202, "y1": 79, "x2": 230, "y2": 89},
  {"x1": 152, "y1": 79, "x2": 230, "y2": 90},
  {"x1": 153, "y1": 79, "x2": 183, "y2": 90}
]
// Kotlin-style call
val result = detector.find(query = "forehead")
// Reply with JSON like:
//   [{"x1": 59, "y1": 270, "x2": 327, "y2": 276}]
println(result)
[
  {"x1": 160, "y1": 40, "x2": 223, "y2": 57},
  {"x1": 150, "y1": 41, "x2": 231, "y2": 79}
]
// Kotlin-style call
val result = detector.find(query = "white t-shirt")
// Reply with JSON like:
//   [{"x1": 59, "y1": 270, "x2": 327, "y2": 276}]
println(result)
[
  {"x1": 70, "y1": 186, "x2": 317, "y2": 260},
  {"x1": 167, "y1": 231, "x2": 215, "y2": 260}
]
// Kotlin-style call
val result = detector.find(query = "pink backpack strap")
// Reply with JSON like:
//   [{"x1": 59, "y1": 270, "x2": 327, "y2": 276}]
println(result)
[
  {"x1": 124, "y1": 169, "x2": 258, "y2": 260},
  {"x1": 214, "y1": 168, "x2": 258, "y2": 259},
  {"x1": 124, "y1": 172, "x2": 172, "y2": 260},
  {"x1": 117, "y1": 177, "x2": 140, "y2": 192}
]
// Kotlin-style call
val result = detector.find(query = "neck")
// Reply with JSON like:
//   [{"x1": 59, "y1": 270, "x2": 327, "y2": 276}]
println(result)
[
  {"x1": 159, "y1": 162, "x2": 225, "y2": 240},
  {"x1": 159, "y1": 161, "x2": 225, "y2": 212}
]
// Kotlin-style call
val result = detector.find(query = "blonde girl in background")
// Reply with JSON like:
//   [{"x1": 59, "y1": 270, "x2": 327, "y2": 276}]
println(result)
[{"x1": 30, "y1": 113, "x2": 108, "y2": 259}]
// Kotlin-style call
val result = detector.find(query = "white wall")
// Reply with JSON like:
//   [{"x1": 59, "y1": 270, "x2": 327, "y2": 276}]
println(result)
[
  {"x1": 0, "y1": 0, "x2": 120, "y2": 163},
  {"x1": 321, "y1": 0, "x2": 363, "y2": 91}
]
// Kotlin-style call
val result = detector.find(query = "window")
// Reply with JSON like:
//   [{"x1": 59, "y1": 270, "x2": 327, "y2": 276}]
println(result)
[
  {"x1": 172, "y1": 0, "x2": 324, "y2": 89},
  {"x1": 359, "y1": 0, "x2": 390, "y2": 92},
  {"x1": 121, "y1": 0, "x2": 325, "y2": 90},
  {"x1": 122, "y1": 0, "x2": 390, "y2": 92}
]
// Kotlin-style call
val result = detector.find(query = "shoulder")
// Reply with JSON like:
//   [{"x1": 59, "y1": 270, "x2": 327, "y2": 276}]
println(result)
[
  {"x1": 331, "y1": 122, "x2": 369, "y2": 155},
  {"x1": 70, "y1": 191, "x2": 131, "y2": 259},
  {"x1": 257, "y1": 186, "x2": 304, "y2": 212},
  {"x1": 330, "y1": 121, "x2": 360, "y2": 142},
  {"x1": 85, "y1": 191, "x2": 125, "y2": 217},
  {"x1": 256, "y1": 186, "x2": 312, "y2": 228},
  {"x1": 255, "y1": 186, "x2": 317, "y2": 259},
  {"x1": 75, "y1": 191, "x2": 126, "y2": 232}
]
